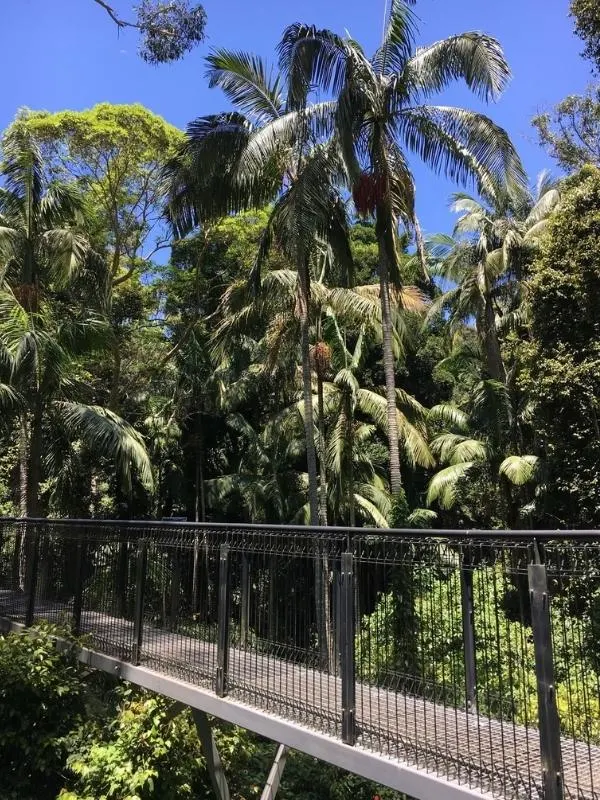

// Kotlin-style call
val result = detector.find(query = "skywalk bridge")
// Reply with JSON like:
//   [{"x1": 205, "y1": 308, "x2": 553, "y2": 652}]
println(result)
[{"x1": 0, "y1": 518, "x2": 599, "y2": 800}]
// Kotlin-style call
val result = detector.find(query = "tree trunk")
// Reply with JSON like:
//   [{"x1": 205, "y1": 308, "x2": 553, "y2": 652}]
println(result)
[
  {"x1": 297, "y1": 264, "x2": 319, "y2": 526},
  {"x1": 110, "y1": 340, "x2": 121, "y2": 412},
  {"x1": 413, "y1": 215, "x2": 430, "y2": 284},
  {"x1": 22, "y1": 403, "x2": 44, "y2": 593},
  {"x1": 195, "y1": 415, "x2": 206, "y2": 523},
  {"x1": 376, "y1": 234, "x2": 403, "y2": 497},
  {"x1": 316, "y1": 374, "x2": 328, "y2": 527},
  {"x1": 478, "y1": 295, "x2": 506, "y2": 384},
  {"x1": 297, "y1": 262, "x2": 331, "y2": 669},
  {"x1": 18, "y1": 417, "x2": 28, "y2": 518},
  {"x1": 25, "y1": 401, "x2": 43, "y2": 518},
  {"x1": 192, "y1": 414, "x2": 206, "y2": 615},
  {"x1": 346, "y1": 397, "x2": 356, "y2": 528}
]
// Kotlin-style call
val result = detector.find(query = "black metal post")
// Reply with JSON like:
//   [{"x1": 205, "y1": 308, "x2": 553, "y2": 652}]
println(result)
[
  {"x1": 169, "y1": 551, "x2": 181, "y2": 631},
  {"x1": 132, "y1": 539, "x2": 148, "y2": 665},
  {"x1": 460, "y1": 551, "x2": 477, "y2": 712},
  {"x1": 340, "y1": 552, "x2": 356, "y2": 745},
  {"x1": 25, "y1": 525, "x2": 40, "y2": 627},
  {"x1": 72, "y1": 539, "x2": 85, "y2": 636},
  {"x1": 116, "y1": 535, "x2": 129, "y2": 618},
  {"x1": 240, "y1": 554, "x2": 250, "y2": 648},
  {"x1": 215, "y1": 543, "x2": 231, "y2": 697},
  {"x1": 529, "y1": 542, "x2": 563, "y2": 800}
]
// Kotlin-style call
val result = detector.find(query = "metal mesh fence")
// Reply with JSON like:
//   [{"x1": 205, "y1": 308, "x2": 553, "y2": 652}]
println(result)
[{"x1": 0, "y1": 518, "x2": 599, "y2": 800}]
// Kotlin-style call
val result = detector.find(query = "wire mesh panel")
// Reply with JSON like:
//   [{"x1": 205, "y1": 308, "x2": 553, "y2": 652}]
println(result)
[
  {"x1": 352, "y1": 535, "x2": 541, "y2": 798},
  {"x1": 226, "y1": 527, "x2": 347, "y2": 738},
  {"x1": 31, "y1": 522, "x2": 79, "y2": 628},
  {"x1": 1, "y1": 519, "x2": 600, "y2": 800},
  {"x1": 0, "y1": 520, "x2": 26, "y2": 621},
  {"x1": 73, "y1": 523, "x2": 138, "y2": 660},
  {"x1": 140, "y1": 527, "x2": 222, "y2": 689},
  {"x1": 544, "y1": 541, "x2": 600, "y2": 800}
]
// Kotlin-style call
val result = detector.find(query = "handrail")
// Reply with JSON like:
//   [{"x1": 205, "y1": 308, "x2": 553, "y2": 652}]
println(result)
[{"x1": 2, "y1": 516, "x2": 600, "y2": 540}]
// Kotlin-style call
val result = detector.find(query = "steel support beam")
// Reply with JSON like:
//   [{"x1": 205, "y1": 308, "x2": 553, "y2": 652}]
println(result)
[
  {"x1": 72, "y1": 539, "x2": 85, "y2": 636},
  {"x1": 24, "y1": 526, "x2": 40, "y2": 627},
  {"x1": 215, "y1": 544, "x2": 230, "y2": 697},
  {"x1": 260, "y1": 744, "x2": 288, "y2": 800},
  {"x1": 132, "y1": 539, "x2": 148, "y2": 665},
  {"x1": 340, "y1": 551, "x2": 356, "y2": 745},
  {"x1": 192, "y1": 709, "x2": 231, "y2": 800}
]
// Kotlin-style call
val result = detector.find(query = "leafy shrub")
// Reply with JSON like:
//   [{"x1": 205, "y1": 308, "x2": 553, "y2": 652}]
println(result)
[{"x1": 0, "y1": 624, "x2": 85, "y2": 800}]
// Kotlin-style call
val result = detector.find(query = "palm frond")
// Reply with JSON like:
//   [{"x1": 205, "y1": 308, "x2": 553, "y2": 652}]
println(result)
[
  {"x1": 278, "y1": 23, "x2": 350, "y2": 108},
  {"x1": 403, "y1": 33, "x2": 511, "y2": 102},
  {"x1": 372, "y1": 0, "x2": 417, "y2": 76},
  {"x1": 499, "y1": 454, "x2": 539, "y2": 486},
  {"x1": 206, "y1": 49, "x2": 284, "y2": 124},
  {"x1": 53, "y1": 402, "x2": 154, "y2": 491},
  {"x1": 428, "y1": 403, "x2": 470, "y2": 431},
  {"x1": 397, "y1": 105, "x2": 526, "y2": 196},
  {"x1": 426, "y1": 461, "x2": 474, "y2": 509}
]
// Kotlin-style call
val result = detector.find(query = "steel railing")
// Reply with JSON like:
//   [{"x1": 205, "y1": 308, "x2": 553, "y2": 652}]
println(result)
[{"x1": 1, "y1": 517, "x2": 599, "y2": 800}]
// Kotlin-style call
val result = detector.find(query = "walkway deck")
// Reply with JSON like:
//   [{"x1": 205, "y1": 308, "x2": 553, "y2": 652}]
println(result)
[{"x1": 1, "y1": 592, "x2": 599, "y2": 800}]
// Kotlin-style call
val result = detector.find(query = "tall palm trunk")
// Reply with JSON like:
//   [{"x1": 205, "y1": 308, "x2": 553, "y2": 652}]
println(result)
[
  {"x1": 297, "y1": 263, "x2": 331, "y2": 669},
  {"x1": 345, "y1": 396, "x2": 356, "y2": 528},
  {"x1": 376, "y1": 221, "x2": 403, "y2": 497},
  {"x1": 17, "y1": 402, "x2": 44, "y2": 593},
  {"x1": 478, "y1": 295, "x2": 506, "y2": 384},
  {"x1": 25, "y1": 401, "x2": 43, "y2": 519},
  {"x1": 297, "y1": 264, "x2": 319, "y2": 525},
  {"x1": 18, "y1": 417, "x2": 28, "y2": 518},
  {"x1": 316, "y1": 374, "x2": 328, "y2": 526}
]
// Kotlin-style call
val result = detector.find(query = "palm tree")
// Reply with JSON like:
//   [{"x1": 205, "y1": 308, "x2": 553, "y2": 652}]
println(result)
[
  {"x1": 205, "y1": 411, "x2": 306, "y2": 524},
  {"x1": 213, "y1": 265, "x2": 428, "y2": 520},
  {"x1": 164, "y1": 50, "x2": 351, "y2": 527},
  {"x1": 426, "y1": 380, "x2": 539, "y2": 526},
  {"x1": 426, "y1": 172, "x2": 560, "y2": 382},
  {"x1": 0, "y1": 126, "x2": 153, "y2": 519},
  {"x1": 279, "y1": 0, "x2": 525, "y2": 496},
  {"x1": 321, "y1": 322, "x2": 432, "y2": 526}
]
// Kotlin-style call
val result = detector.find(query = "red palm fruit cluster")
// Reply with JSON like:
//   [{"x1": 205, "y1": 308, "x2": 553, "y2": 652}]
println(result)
[
  {"x1": 310, "y1": 340, "x2": 332, "y2": 378},
  {"x1": 352, "y1": 171, "x2": 387, "y2": 217}
]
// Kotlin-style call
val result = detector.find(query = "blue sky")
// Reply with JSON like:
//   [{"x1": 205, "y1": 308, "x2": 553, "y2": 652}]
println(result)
[{"x1": 1, "y1": 0, "x2": 593, "y2": 236}]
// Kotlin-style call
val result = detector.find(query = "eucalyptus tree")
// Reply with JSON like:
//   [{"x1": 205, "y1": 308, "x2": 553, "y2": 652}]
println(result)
[
  {"x1": 164, "y1": 50, "x2": 352, "y2": 527},
  {"x1": 0, "y1": 126, "x2": 153, "y2": 519},
  {"x1": 279, "y1": 0, "x2": 525, "y2": 496},
  {"x1": 91, "y1": 0, "x2": 207, "y2": 64},
  {"x1": 17, "y1": 104, "x2": 184, "y2": 412},
  {"x1": 426, "y1": 172, "x2": 560, "y2": 382}
]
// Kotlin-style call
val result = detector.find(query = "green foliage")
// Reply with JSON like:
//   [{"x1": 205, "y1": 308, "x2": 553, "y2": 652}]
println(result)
[
  {"x1": 135, "y1": 1, "x2": 207, "y2": 65},
  {"x1": 532, "y1": 87, "x2": 600, "y2": 171},
  {"x1": 60, "y1": 694, "x2": 204, "y2": 800},
  {"x1": 571, "y1": 0, "x2": 600, "y2": 70},
  {"x1": 521, "y1": 165, "x2": 600, "y2": 526},
  {"x1": 0, "y1": 625, "x2": 85, "y2": 800}
]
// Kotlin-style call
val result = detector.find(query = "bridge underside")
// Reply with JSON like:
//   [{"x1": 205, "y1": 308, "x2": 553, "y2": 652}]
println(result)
[{"x1": 1, "y1": 605, "x2": 598, "y2": 800}]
